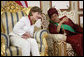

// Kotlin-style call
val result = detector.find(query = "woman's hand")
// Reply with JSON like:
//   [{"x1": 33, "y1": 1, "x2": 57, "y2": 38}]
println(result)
[
  {"x1": 57, "y1": 16, "x2": 68, "y2": 33},
  {"x1": 35, "y1": 19, "x2": 42, "y2": 28},
  {"x1": 60, "y1": 17, "x2": 68, "y2": 23},
  {"x1": 57, "y1": 24, "x2": 61, "y2": 33},
  {"x1": 22, "y1": 32, "x2": 31, "y2": 39}
]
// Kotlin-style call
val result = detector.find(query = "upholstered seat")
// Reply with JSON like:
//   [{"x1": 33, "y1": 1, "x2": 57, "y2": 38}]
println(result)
[
  {"x1": 1, "y1": 11, "x2": 48, "y2": 56},
  {"x1": 44, "y1": 10, "x2": 77, "y2": 56}
]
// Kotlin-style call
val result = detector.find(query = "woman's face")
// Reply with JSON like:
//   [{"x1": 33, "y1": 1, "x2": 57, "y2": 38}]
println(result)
[
  {"x1": 32, "y1": 12, "x2": 42, "y2": 20},
  {"x1": 51, "y1": 13, "x2": 60, "y2": 23}
]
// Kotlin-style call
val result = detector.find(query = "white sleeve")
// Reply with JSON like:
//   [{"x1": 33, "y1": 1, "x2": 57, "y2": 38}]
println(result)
[
  {"x1": 13, "y1": 17, "x2": 26, "y2": 36},
  {"x1": 23, "y1": 25, "x2": 35, "y2": 37},
  {"x1": 23, "y1": 17, "x2": 35, "y2": 37}
]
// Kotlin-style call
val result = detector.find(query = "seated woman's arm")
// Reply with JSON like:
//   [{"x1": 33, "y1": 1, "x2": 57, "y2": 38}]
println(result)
[
  {"x1": 65, "y1": 17, "x2": 83, "y2": 33},
  {"x1": 48, "y1": 24, "x2": 58, "y2": 34}
]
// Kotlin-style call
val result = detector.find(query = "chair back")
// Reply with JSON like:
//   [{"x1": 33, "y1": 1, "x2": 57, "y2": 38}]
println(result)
[{"x1": 1, "y1": 11, "x2": 26, "y2": 35}]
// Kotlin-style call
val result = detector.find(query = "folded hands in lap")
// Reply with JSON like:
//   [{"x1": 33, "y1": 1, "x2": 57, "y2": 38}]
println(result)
[{"x1": 22, "y1": 32, "x2": 31, "y2": 39}]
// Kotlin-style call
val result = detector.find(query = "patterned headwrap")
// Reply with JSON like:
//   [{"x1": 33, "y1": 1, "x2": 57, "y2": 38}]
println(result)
[{"x1": 48, "y1": 8, "x2": 58, "y2": 18}]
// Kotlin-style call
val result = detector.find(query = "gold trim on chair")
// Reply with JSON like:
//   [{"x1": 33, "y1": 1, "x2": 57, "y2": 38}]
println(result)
[
  {"x1": 1, "y1": 1, "x2": 24, "y2": 12},
  {"x1": 1, "y1": 1, "x2": 31, "y2": 15},
  {"x1": 1, "y1": 37, "x2": 6, "y2": 56}
]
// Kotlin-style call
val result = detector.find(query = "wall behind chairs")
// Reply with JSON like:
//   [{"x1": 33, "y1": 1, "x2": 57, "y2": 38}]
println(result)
[
  {"x1": 41, "y1": 1, "x2": 83, "y2": 27},
  {"x1": 29, "y1": 1, "x2": 83, "y2": 28},
  {"x1": 1, "y1": 1, "x2": 83, "y2": 27}
]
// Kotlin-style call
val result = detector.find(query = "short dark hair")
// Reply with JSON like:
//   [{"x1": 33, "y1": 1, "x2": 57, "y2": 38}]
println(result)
[{"x1": 29, "y1": 6, "x2": 42, "y2": 16}]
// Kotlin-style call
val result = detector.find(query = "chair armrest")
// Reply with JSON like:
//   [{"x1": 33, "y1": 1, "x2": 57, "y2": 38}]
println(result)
[
  {"x1": 5, "y1": 46, "x2": 22, "y2": 56},
  {"x1": 34, "y1": 29, "x2": 48, "y2": 56},
  {"x1": 48, "y1": 34, "x2": 67, "y2": 42},
  {"x1": 1, "y1": 33, "x2": 10, "y2": 49},
  {"x1": 46, "y1": 34, "x2": 67, "y2": 56}
]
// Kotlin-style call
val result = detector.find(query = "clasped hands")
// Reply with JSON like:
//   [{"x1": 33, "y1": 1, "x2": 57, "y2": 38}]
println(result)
[
  {"x1": 57, "y1": 16, "x2": 68, "y2": 33},
  {"x1": 22, "y1": 32, "x2": 31, "y2": 39}
]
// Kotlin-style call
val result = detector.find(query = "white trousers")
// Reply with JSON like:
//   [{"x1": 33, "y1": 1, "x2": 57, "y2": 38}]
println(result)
[{"x1": 10, "y1": 35, "x2": 40, "y2": 56}]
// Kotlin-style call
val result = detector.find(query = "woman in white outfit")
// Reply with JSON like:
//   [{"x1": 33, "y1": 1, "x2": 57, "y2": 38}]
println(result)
[{"x1": 9, "y1": 6, "x2": 42, "y2": 56}]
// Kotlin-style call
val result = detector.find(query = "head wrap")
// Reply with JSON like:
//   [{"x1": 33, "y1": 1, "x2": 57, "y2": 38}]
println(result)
[{"x1": 48, "y1": 8, "x2": 58, "y2": 18}]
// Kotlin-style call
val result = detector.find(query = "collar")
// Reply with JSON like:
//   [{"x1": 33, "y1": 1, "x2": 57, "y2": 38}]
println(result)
[{"x1": 28, "y1": 15, "x2": 32, "y2": 25}]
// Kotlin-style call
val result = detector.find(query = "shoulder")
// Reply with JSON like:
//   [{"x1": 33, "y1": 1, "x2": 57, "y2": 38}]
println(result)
[
  {"x1": 49, "y1": 23, "x2": 56, "y2": 28},
  {"x1": 19, "y1": 16, "x2": 29, "y2": 22},
  {"x1": 21, "y1": 16, "x2": 28, "y2": 20}
]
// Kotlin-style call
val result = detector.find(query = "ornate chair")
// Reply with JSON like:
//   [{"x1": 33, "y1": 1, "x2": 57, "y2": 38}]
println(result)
[
  {"x1": 1, "y1": 1, "x2": 48, "y2": 56},
  {"x1": 41, "y1": 9, "x2": 77, "y2": 56}
]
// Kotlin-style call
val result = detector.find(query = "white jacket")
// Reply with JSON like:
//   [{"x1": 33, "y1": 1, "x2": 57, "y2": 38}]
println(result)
[{"x1": 9, "y1": 16, "x2": 34, "y2": 37}]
